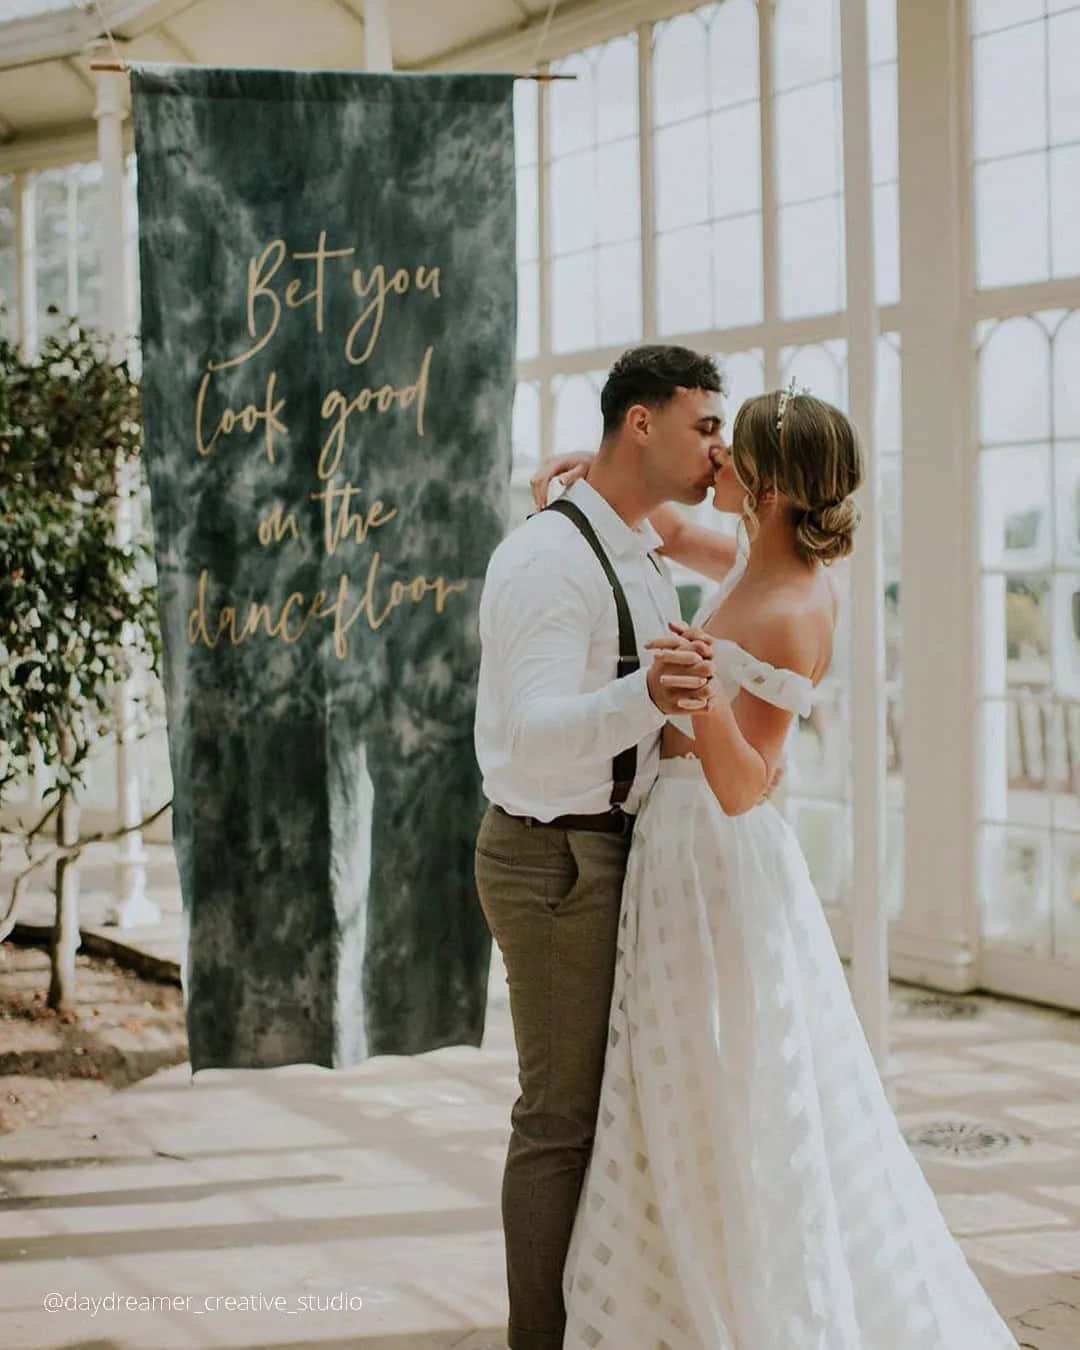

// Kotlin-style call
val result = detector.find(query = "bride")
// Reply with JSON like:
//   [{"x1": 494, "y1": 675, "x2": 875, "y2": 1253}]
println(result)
[{"x1": 531, "y1": 387, "x2": 1017, "y2": 1350}]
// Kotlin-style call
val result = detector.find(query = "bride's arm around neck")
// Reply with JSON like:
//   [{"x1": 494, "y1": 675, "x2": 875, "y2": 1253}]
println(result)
[{"x1": 650, "y1": 503, "x2": 738, "y2": 583}]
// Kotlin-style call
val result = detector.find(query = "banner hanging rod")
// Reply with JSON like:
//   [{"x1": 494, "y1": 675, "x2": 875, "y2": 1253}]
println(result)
[{"x1": 87, "y1": 60, "x2": 576, "y2": 81}]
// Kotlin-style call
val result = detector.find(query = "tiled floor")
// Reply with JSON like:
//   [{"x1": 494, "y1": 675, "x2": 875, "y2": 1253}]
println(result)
[
  {"x1": 0, "y1": 975, "x2": 1077, "y2": 1347},
  {"x1": 2, "y1": 840, "x2": 1080, "y2": 1347},
  {"x1": 888, "y1": 987, "x2": 1080, "y2": 1350}
]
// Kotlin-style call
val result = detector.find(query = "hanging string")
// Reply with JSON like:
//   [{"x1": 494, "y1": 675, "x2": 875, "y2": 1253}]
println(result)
[
  {"x1": 89, "y1": 0, "x2": 127, "y2": 69},
  {"x1": 530, "y1": 0, "x2": 560, "y2": 72}
]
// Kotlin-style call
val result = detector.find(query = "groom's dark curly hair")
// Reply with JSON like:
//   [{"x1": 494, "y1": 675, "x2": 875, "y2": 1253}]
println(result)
[{"x1": 600, "y1": 345, "x2": 726, "y2": 437}]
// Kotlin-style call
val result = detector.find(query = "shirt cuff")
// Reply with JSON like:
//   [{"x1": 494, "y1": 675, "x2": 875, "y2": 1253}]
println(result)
[{"x1": 611, "y1": 665, "x2": 668, "y2": 741}]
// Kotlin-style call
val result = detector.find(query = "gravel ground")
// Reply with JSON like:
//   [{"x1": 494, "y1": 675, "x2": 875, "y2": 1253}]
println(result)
[{"x1": 0, "y1": 940, "x2": 189, "y2": 1134}]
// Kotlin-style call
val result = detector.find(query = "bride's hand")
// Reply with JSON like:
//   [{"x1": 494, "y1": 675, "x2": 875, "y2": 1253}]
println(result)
[{"x1": 530, "y1": 452, "x2": 595, "y2": 510}]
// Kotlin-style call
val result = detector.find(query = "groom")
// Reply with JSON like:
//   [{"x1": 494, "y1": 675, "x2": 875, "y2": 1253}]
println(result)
[{"x1": 474, "y1": 345, "x2": 727, "y2": 1350}]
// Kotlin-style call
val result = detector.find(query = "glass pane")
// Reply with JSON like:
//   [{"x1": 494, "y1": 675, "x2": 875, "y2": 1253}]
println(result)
[
  {"x1": 553, "y1": 371, "x2": 604, "y2": 456},
  {"x1": 980, "y1": 824, "x2": 1052, "y2": 956},
  {"x1": 511, "y1": 380, "x2": 541, "y2": 473},
  {"x1": 886, "y1": 808, "x2": 904, "y2": 920},
  {"x1": 516, "y1": 165, "x2": 539, "y2": 263},
  {"x1": 780, "y1": 340, "x2": 848, "y2": 410},
  {"x1": 885, "y1": 583, "x2": 902, "y2": 719},
  {"x1": 34, "y1": 169, "x2": 68, "y2": 255},
  {"x1": 78, "y1": 269, "x2": 103, "y2": 336},
  {"x1": 710, "y1": 102, "x2": 761, "y2": 217},
  {"x1": 870, "y1": 61, "x2": 898, "y2": 185},
  {"x1": 974, "y1": 24, "x2": 1047, "y2": 161},
  {"x1": 550, "y1": 151, "x2": 596, "y2": 256},
  {"x1": 1051, "y1": 145, "x2": 1080, "y2": 279},
  {"x1": 774, "y1": 0, "x2": 840, "y2": 93},
  {"x1": 790, "y1": 682, "x2": 850, "y2": 800},
  {"x1": 653, "y1": 11, "x2": 709, "y2": 127},
  {"x1": 976, "y1": 154, "x2": 1050, "y2": 288},
  {"x1": 874, "y1": 181, "x2": 899, "y2": 308},
  {"x1": 516, "y1": 260, "x2": 539, "y2": 362},
  {"x1": 1053, "y1": 572, "x2": 1080, "y2": 700},
  {"x1": 876, "y1": 334, "x2": 902, "y2": 455},
  {"x1": 1054, "y1": 444, "x2": 1080, "y2": 568},
  {"x1": 972, "y1": 0, "x2": 1044, "y2": 35},
  {"x1": 597, "y1": 241, "x2": 642, "y2": 346},
  {"x1": 790, "y1": 800, "x2": 852, "y2": 909},
  {"x1": 514, "y1": 80, "x2": 538, "y2": 168},
  {"x1": 1055, "y1": 314, "x2": 1080, "y2": 437},
  {"x1": 138, "y1": 722, "x2": 173, "y2": 815},
  {"x1": 868, "y1": 0, "x2": 898, "y2": 65},
  {"x1": 551, "y1": 251, "x2": 596, "y2": 354},
  {"x1": 712, "y1": 213, "x2": 763, "y2": 327},
  {"x1": 655, "y1": 118, "x2": 710, "y2": 233},
  {"x1": 1053, "y1": 831, "x2": 1080, "y2": 962},
  {"x1": 550, "y1": 51, "x2": 593, "y2": 158},
  {"x1": 996, "y1": 574, "x2": 1052, "y2": 691},
  {"x1": 979, "y1": 446, "x2": 1052, "y2": 571},
  {"x1": 716, "y1": 347, "x2": 765, "y2": 420},
  {"x1": 1049, "y1": 9, "x2": 1080, "y2": 145},
  {"x1": 0, "y1": 251, "x2": 15, "y2": 343},
  {"x1": 0, "y1": 176, "x2": 13, "y2": 327},
  {"x1": 594, "y1": 34, "x2": 638, "y2": 145},
  {"x1": 882, "y1": 458, "x2": 902, "y2": 586},
  {"x1": 776, "y1": 81, "x2": 842, "y2": 205},
  {"x1": 1049, "y1": 701, "x2": 1080, "y2": 805},
  {"x1": 981, "y1": 700, "x2": 1052, "y2": 829},
  {"x1": 707, "y1": 0, "x2": 759, "y2": 109},
  {"x1": 978, "y1": 316, "x2": 1051, "y2": 445},
  {"x1": 35, "y1": 256, "x2": 67, "y2": 333},
  {"x1": 658, "y1": 224, "x2": 711, "y2": 336},
  {"x1": 0, "y1": 176, "x2": 13, "y2": 254},
  {"x1": 595, "y1": 139, "x2": 640, "y2": 245},
  {"x1": 779, "y1": 197, "x2": 845, "y2": 319}
]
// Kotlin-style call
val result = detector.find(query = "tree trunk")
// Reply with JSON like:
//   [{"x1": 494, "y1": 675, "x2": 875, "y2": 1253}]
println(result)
[{"x1": 48, "y1": 788, "x2": 81, "y2": 1013}]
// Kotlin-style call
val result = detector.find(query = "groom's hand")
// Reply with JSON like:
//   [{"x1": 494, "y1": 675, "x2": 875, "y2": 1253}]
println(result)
[{"x1": 645, "y1": 632, "x2": 715, "y2": 715}]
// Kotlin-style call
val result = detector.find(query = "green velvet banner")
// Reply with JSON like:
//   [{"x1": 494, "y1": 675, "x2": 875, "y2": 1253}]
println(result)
[{"x1": 131, "y1": 66, "x2": 514, "y2": 1070}]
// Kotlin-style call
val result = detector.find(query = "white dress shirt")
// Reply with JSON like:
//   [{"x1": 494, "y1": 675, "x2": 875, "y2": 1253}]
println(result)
[{"x1": 475, "y1": 480, "x2": 682, "y2": 820}]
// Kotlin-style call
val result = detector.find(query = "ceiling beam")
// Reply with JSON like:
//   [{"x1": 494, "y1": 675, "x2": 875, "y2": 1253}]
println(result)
[
  {"x1": 0, "y1": 118, "x2": 134, "y2": 176},
  {"x1": 0, "y1": 0, "x2": 199, "y2": 72},
  {"x1": 327, "y1": 0, "x2": 366, "y2": 26},
  {"x1": 157, "y1": 23, "x2": 198, "y2": 64},
  {"x1": 64, "y1": 56, "x2": 97, "y2": 96}
]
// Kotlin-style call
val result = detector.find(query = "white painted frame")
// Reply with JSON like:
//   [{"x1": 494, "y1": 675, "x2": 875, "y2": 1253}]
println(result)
[{"x1": 4, "y1": 0, "x2": 1077, "y2": 1008}]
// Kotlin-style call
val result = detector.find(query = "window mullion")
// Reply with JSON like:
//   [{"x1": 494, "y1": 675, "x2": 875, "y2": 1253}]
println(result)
[
  {"x1": 638, "y1": 19, "x2": 658, "y2": 340},
  {"x1": 758, "y1": 0, "x2": 781, "y2": 386},
  {"x1": 538, "y1": 62, "x2": 554, "y2": 459}
]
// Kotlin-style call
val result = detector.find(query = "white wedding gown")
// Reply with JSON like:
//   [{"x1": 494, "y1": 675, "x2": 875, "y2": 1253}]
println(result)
[{"x1": 562, "y1": 560, "x2": 1017, "y2": 1350}]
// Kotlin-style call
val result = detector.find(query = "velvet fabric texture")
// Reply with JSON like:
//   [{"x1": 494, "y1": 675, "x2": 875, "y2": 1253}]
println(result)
[{"x1": 131, "y1": 65, "x2": 515, "y2": 1069}]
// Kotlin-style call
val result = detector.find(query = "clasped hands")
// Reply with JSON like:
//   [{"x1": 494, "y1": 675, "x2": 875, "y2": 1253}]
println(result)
[
  {"x1": 645, "y1": 620, "x2": 718, "y2": 717},
  {"x1": 646, "y1": 622, "x2": 786, "y2": 802}
]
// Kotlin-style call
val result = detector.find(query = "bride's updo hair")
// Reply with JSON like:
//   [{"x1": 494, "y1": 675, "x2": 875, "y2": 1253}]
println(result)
[{"x1": 730, "y1": 389, "x2": 863, "y2": 565}]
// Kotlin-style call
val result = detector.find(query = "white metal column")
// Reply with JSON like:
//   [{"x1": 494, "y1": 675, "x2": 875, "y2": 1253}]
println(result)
[
  {"x1": 758, "y1": 0, "x2": 780, "y2": 389},
  {"x1": 840, "y1": 0, "x2": 887, "y2": 1066},
  {"x1": 891, "y1": 0, "x2": 979, "y2": 990},
  {"x1": 95, "y1": 66, "x2": 156, "y2": 928},
  {"x1": 362, "y1": 0, "x2": 393, "y2": 73},
  {"x1": 13, "y1": 171, "x2": 35, "y2": 361},
  {"x1": 12, "y1": 170, "x2": 51, "y2": 819}
]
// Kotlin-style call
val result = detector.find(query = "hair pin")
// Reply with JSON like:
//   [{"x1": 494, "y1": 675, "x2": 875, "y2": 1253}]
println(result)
[{"x1": 776, "y1": 375, "x2": 810, "y2": 432}]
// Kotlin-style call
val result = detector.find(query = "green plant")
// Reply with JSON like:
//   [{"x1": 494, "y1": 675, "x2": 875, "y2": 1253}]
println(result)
[
  {"x1": 0, "y1": 319, "x2": 160, "y2": 798},
  {"x1": 0, "y1": 315, "x2": 163, "y2": 1009}
]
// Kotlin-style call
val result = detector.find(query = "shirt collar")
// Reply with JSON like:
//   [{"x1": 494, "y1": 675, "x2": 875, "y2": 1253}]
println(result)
[{"x1": 565, "y1": 479, "x2": 664, "y2": 559}]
